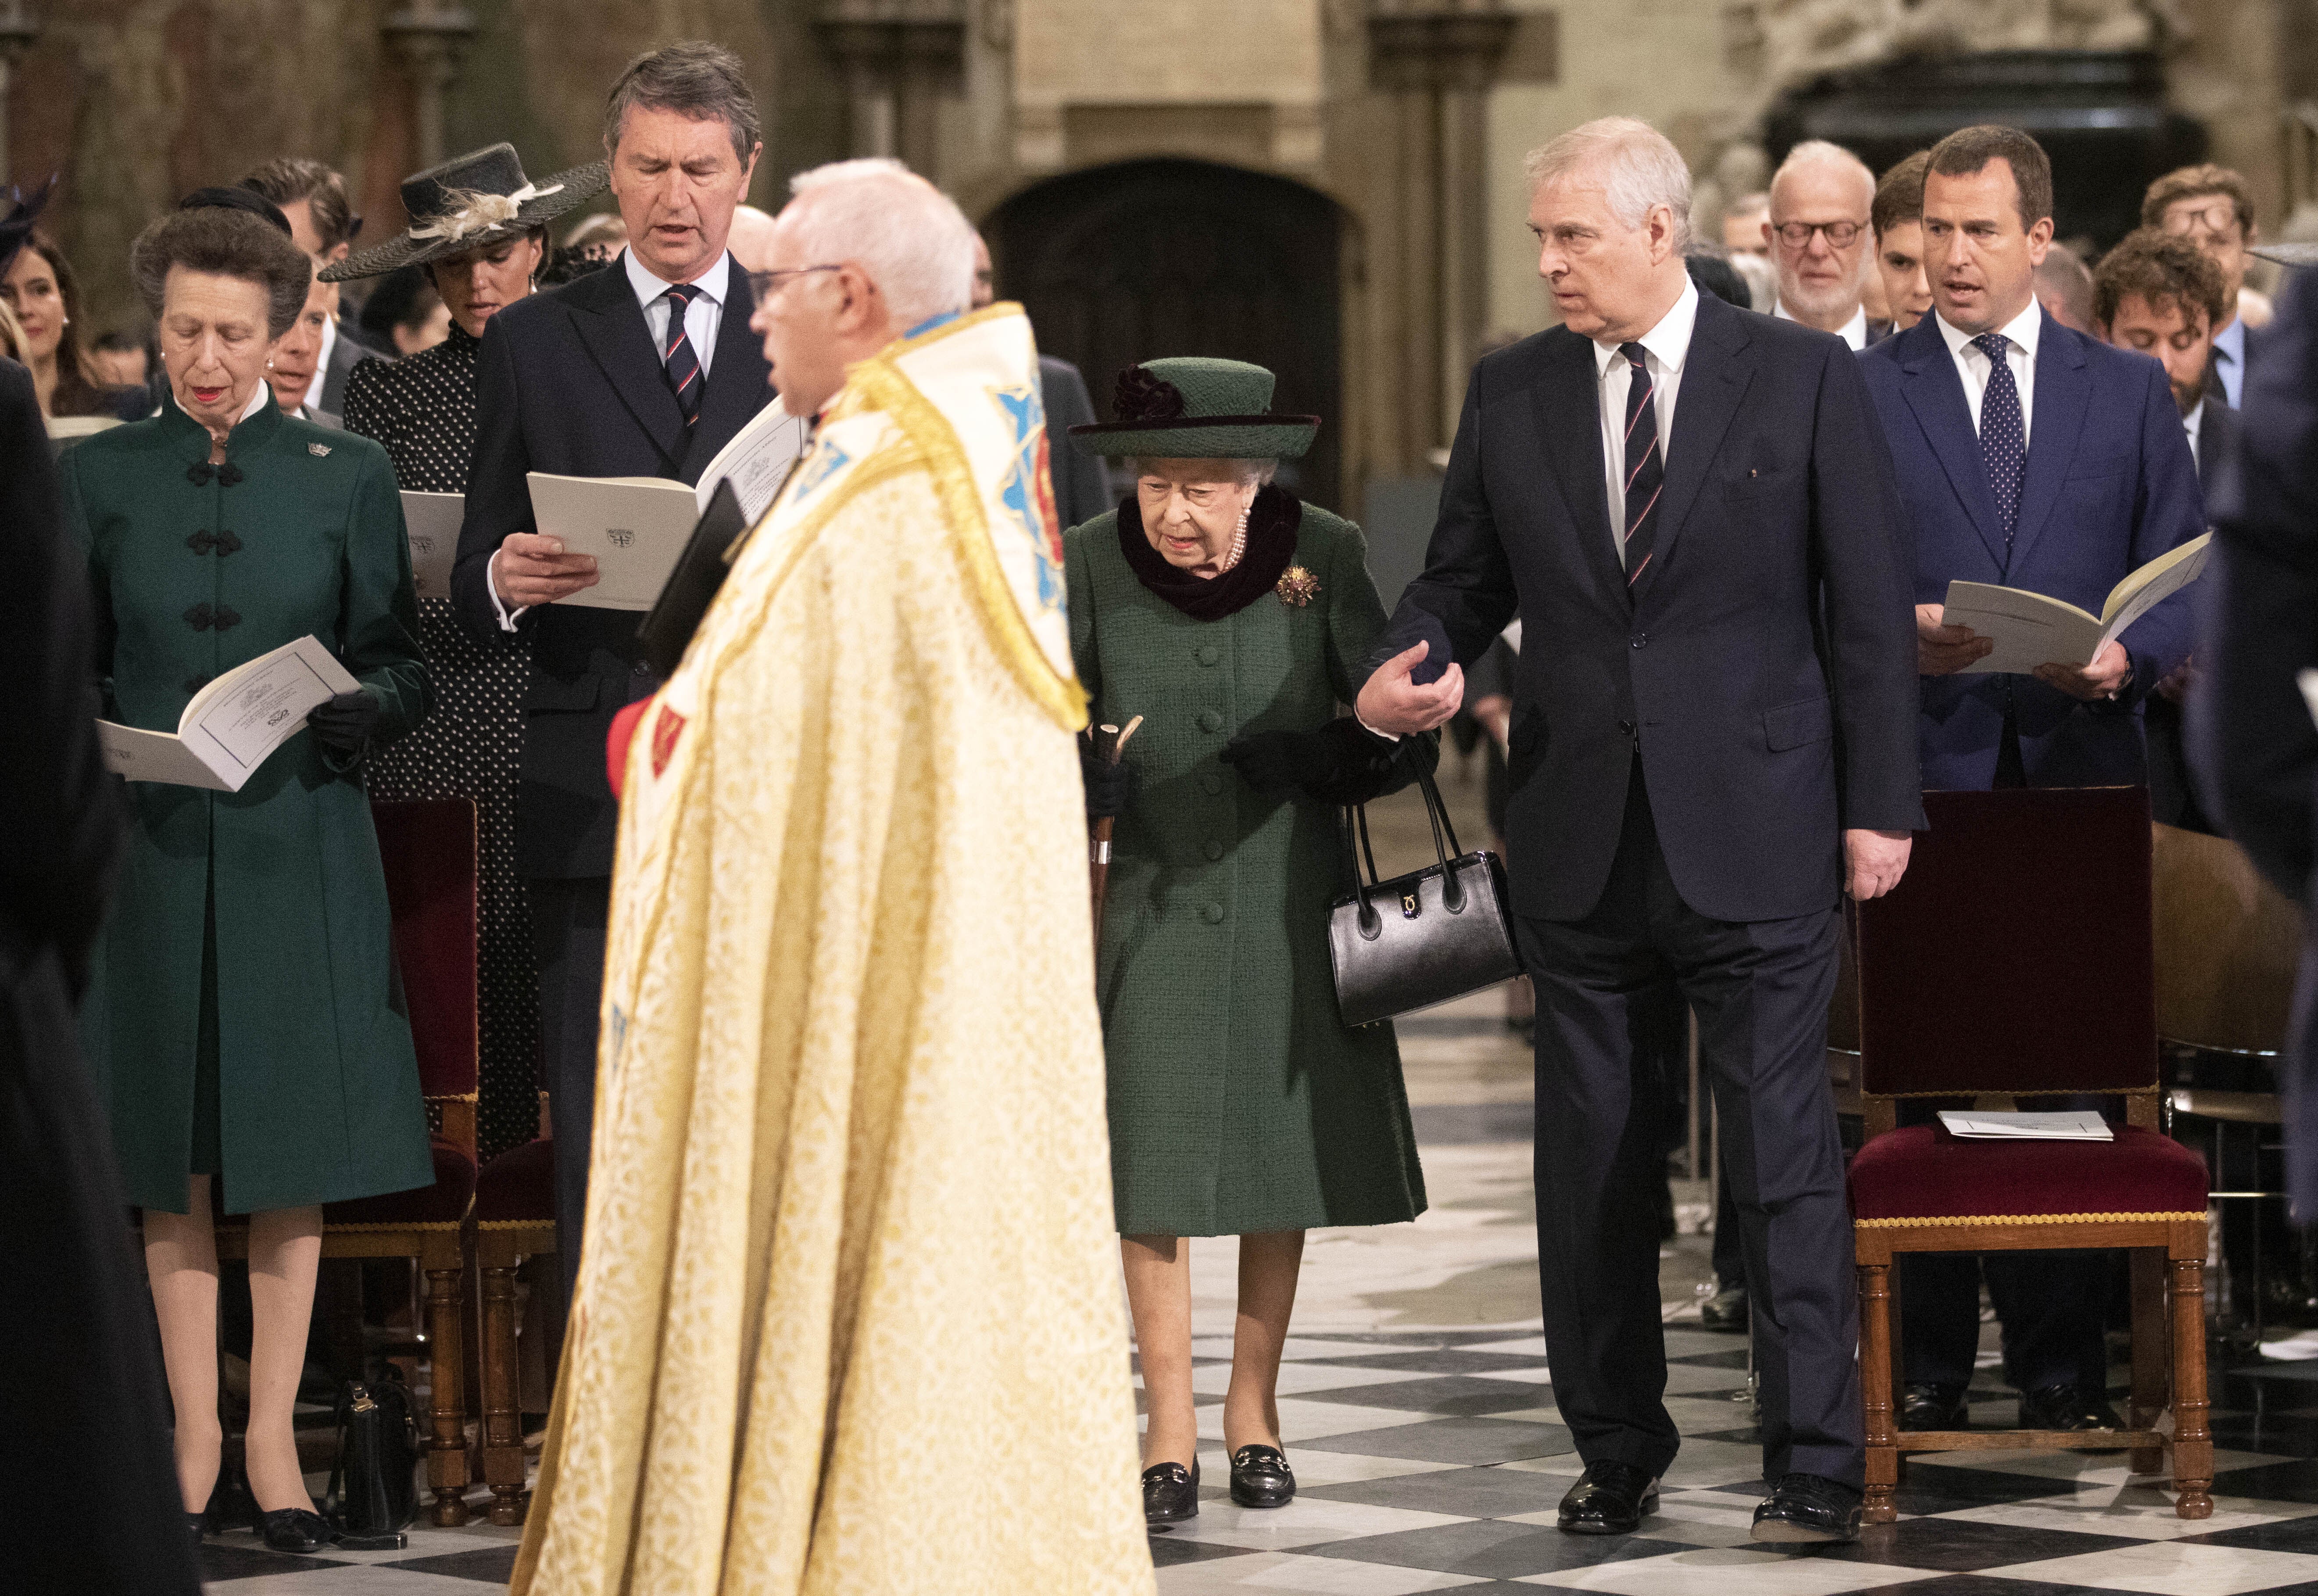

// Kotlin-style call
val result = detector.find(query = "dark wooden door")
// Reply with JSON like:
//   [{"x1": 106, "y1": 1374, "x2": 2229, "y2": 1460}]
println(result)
[{"x1": 990, "y1": 158, "x2": 1344, "y2": 511}]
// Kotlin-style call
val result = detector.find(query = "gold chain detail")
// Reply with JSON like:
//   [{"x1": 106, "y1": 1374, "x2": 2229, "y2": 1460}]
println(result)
[{"x1": 1857, "y1": 1210, "x2": 2206, "y2": 1228}]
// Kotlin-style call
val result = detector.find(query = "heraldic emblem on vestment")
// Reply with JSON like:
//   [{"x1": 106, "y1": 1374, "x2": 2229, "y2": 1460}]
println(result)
[{"x1": 990, "y1": 382, "x2": 1065, "y2": 612}]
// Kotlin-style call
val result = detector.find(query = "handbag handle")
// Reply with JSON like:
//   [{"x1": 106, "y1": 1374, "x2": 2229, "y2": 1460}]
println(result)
[{"x1": 1340, "y1": 759, "x2": 1468, "y2": 930}]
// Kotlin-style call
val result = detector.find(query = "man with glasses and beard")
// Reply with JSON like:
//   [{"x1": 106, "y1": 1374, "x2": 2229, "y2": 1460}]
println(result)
[{"x1": 1766, "y1": 141, "x2": 1888, "y2": 349}]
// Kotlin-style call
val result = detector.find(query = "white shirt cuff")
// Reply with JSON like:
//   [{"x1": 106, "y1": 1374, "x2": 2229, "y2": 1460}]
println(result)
[
  {"x1": 487, "y1": 549, "x2": 529, "y2": 632},
  {"x1": 1357, "y1": 715, "x2": 1400, "y2": 743}
]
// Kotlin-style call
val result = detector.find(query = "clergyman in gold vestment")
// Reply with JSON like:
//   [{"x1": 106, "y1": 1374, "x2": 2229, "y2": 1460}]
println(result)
[{"x1": 511, "y1": 159, "x2": 1154, "y2": 1594}]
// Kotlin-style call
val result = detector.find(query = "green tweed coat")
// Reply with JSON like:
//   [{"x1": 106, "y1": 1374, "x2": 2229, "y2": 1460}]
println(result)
[
  {"x1": 1067, "y1": 501, "x2": 1429, "y2": 1237},
  {"x1": 66, "y1": 398, "x2": 434, "y2": 1216}
]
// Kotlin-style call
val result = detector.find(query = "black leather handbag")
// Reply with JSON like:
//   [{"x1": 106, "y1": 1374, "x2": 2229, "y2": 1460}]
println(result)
[
  {"x1": 1327, "y1": 766, "x2": 1520, "y2": 1028},
  {"x1": 323, "y1": 1375, "x2": 420, "y2": 1550}
]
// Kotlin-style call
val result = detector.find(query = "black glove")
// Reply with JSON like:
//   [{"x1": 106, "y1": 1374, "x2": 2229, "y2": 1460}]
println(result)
[
  {"x1": 1221, "y1": 716, "x2": 1400, "y2": 805},
  {"x1": 307, "y1": 689, "x2": 381, "y2": 754},
  {"x1": 1080, "y1": 736, "x2": 1139, "y2": 819}
]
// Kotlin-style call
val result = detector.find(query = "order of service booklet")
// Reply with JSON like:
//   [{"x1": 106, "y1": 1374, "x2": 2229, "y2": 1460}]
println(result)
[
  {"x1": 525, "y1": 404, "x2": 808, "y2": 612},
  {"x1": 98, "y1": 635, "x2": 359, "y2": 791},
  {"x1": 1937, "y1": 1110, "x2": 2113, "y2": 1142},
  {"x1": 399, "y1": 491, "x2": 463, "y2": 600},
  {"x1": 1940, "y1": 533, "x2": 2212, "y2": 676}
]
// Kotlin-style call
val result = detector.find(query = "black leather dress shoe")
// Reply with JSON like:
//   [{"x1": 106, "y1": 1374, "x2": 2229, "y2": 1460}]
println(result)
[
  {"x1": 1230, "y1": 1444, "x2": 1296, "y2": 1508},
  {"x1": 2019, "y1": 1384, "x2": 2123, "y2": 1432},
  {"x1": 259, "y1": 1507, "x2": 332, "y2": 1553},
  {"x1": 185, "y1": 1511, "x2": 207, "y2": 1547},
  {"x1": 1901, "y1": 1381, "x2": 1968, "y2": 1431},
  {"x1": 1557, "y1": 1460, "x2": 1659, "y2": 1535},
  {"x1": 1699, "y1": 1285, "x2": 1749, "y2": 1333},
  {"x1": 1750, "y1": 1472, "x2": 1863, "y2": 1544},
  {"x1": 1142, "y1": 1460, "x2": 1199, "y2": 1525}
]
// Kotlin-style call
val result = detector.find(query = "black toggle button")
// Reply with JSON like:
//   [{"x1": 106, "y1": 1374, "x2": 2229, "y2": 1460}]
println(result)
[
  {"x1": 186, "y1": 529, "x2": 243, "y2": 556},
  {"x1": 184, "y1": 602, "x2": 242, "y2": 632}
]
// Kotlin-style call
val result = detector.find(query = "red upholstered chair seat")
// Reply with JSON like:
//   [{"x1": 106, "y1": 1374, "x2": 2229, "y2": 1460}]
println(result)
[
  {"x1": 475, "y1": 1136, "x2": 555, "y2": 1225},
  {"x1": 1849, "y1": 1123, "x2": 2208, "y2": 1223},
  {"x1": 323, "y1": 1138, "x2": 479, "y2": 1227}
]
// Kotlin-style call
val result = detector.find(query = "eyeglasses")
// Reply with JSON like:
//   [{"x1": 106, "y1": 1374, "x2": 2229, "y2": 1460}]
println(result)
[
  {"x1": 747, "y1": 265, "x2": 844, "y2": 300},
  {"x1": 2161, "y1": 201, "x2": 2243, "y2": 241},
  {"x1": 1771, "y1": 220, "x2": 1865, "y2": 249}
]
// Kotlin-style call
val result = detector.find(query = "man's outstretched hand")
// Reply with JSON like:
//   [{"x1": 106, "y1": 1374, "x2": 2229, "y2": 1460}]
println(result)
[
  {"x1": 1354, "y1": 641, "x2": 1464, "y2": 736},
  {"x1": 1844, "y1": 828, "x2": 1912, "y2": 900}
]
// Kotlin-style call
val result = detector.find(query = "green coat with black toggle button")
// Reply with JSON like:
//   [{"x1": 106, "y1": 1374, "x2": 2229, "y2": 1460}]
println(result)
[
  {"x1": 1066, "y1": 499, "x2": 1430, "y2": 1238},
  {"x1": 64, "y1": 397, "x2": 434, "y2": 1216}
]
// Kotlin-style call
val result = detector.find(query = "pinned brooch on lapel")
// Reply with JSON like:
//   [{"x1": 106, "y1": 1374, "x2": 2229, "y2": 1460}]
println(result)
[
  {"x1": 308, "y1": 442, "x2": 332, "y2": 457},
  {"x1": 1276, "y1": 565, "x2": 1320, "y2": 607}
]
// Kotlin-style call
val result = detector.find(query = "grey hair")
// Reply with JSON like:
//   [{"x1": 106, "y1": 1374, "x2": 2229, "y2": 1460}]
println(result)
[
  {"x1": 1523, "y1": 116, "x2": 1694, "y2": 251},
  {"x1": 1129, "y1": 456, "x2": 1279, "y2": 487},
  {"x1": 783, "y1": 158, "x2": 976, "y2": 329},
  {"x1": 604, "y1": 41, "x2": 761, "y2": 165},
  {"x1": 1770, "y1": 140, "x2": 1875, "y2": 216},
  {"x1": 132, "y1": 207, "x2": 313, "y2": 339}
]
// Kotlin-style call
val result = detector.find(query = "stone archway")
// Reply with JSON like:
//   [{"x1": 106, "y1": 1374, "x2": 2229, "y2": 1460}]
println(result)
[{"x1": 988, "y1": 158, "x2": 1346, "y2": 512}]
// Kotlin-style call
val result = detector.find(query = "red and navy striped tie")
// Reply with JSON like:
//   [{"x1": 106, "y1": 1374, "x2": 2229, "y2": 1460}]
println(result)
[
  {"x1": 661, "y1": 282, "x2": 702, "y2": 428},
  {"x1": 1618, "y1": 341, "x2": 1663, "y2": 587}
]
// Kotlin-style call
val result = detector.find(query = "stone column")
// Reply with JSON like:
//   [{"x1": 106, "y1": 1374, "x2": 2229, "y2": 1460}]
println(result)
[
  {"x1": 816, "y1": 1, "x2": 966, "y2": 175},
  {"x1": 1367, "y1": 0, "x2": 1514, "y2": 464},
  {"x1": 0, "y1": 1, "x2": 39, "y2": 186},
  {"x1": 384, "y1": 2, "x2": 479, "y2": 174}
]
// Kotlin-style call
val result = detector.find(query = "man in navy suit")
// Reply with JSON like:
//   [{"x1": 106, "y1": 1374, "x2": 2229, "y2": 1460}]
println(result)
[
  {"x1": 1359, "y1": 117, "x2": 1921, "y2": 1546},
  {"x1": 451, "y1": 42, "x2": 776, "y2": 1305},
  {"x1": 1857, "y1": 125, "x2": 2204, "y2": 1437}
]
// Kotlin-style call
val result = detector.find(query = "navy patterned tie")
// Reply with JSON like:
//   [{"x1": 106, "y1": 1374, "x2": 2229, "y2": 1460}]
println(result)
[
  {"x1": 1973, "y1": 331, "x2": 2025, "y2": 545},
  {"x1": 661, "y1": 282, "x2": 702, "y2": 428},
  {"x1": 1618, "y1": 342, "x2": 1664, "y2": 585}
]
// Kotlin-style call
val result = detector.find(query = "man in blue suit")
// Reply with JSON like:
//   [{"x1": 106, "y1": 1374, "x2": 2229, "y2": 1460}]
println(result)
[{"x1": 1859, "y1": 124, "x2": 2205, "y2": 1435}]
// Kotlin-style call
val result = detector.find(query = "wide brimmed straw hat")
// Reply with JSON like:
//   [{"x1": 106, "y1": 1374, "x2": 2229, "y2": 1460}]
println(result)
[
  {"x1": 1069, "y1": 357, "x2": 1320, "y2": 460},
  {"x1": 322, "y1": 143, "x2": 607, "y2": 282}
]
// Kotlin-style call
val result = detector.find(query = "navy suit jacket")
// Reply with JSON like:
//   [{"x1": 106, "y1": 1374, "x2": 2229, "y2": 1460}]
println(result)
[
  {"x1": 451, "y1": 258, "x2": 774, "y2": 878},
  {"x1": 1370, "y1": 290, "x2": 1922, "y2": 925},
  {"x1": 1859, "y1": 308, "x2": 2204, "y2": 790}
]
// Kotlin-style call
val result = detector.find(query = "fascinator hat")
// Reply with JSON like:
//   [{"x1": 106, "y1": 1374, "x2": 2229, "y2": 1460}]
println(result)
[
  {"x1": 0, "y1": 174, "x2": 56, "y2": 280},
  {"x1": 1069, "y1": 357, "x2": 1320, "y2": 461},
  {"x1": 322, "y1": 142, "x2": 608, "y2": 282}
]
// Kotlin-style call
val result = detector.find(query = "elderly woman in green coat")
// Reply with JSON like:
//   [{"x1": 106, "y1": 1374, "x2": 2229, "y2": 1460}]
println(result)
[
  {"x1": 1065, "y1": 358, "x2": 1431, "y2": 1526},
  {"x1": 66, "y1": 199, "x2": 431, "y2": 1554}
]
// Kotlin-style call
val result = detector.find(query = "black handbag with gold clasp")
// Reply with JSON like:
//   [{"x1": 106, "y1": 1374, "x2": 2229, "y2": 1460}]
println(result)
[{"x1": 1327, "y1": 766, "x2": 1520, "y2": 1028}]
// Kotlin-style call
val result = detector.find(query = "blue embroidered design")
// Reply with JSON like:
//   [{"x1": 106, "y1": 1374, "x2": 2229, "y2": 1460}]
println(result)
[
  {"x1": 789, "y1": 439, "x2": 854, "y2": 505},
  {"x1": 991, "y1": 383, "x2": 1065, "y2": 611}
]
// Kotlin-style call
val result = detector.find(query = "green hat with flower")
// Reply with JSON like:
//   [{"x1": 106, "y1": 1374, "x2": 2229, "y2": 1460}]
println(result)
[{"x1": 1068, "y1": 357, "x2": 1320, "y2": 460}]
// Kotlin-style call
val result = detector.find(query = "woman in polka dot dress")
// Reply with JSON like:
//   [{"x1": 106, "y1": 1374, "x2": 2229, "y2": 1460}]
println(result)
[{"x1": 327, "y1": 144, "x2": 611, "y2": 1158}]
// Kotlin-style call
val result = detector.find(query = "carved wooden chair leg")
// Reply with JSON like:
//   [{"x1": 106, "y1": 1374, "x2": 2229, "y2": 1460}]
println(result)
[
  {"x1": 1858, "y1": 1256, "x2": 1899, "y2": 1524},
  {"x1": 2128, "y1": 1248, "x2": 2167, "y2": 1475},
  {"x1": 423, "y1": 1260, "x2": 472, "y2": 1525},
  {"x1": 480, "y1": 1257, "x2": 528, "y2": 1524},
  {"x1": 2170, "y1": 1245, "x2": 2214, "y2": 1520}
]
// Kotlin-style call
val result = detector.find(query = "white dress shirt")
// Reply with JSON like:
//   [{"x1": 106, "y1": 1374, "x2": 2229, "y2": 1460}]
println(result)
[
  {"x1": 1774, "y1": 299, "x2": 1869, "y2": 352},
  {"x1": 1933, "y1": 299, "x2": 2042, "y2": 448},
  {"x1": 626, "y1": 248, "x2": 730, "y2": 376},
  {"x1": 303, "y1": 313, "x2": 337, "y2": 413},
  {"x1": 490, "y1": 249, "x2": 737, "y2": 626},
  {"x1": 2211, "y1": 313, "x2": 2245, "y2": 409},
  {"x1": 1593, "y1": 275, "x2": 1699, "y2": 553},
  {"x1": 2182, "y1": 397, "x2": 2205, "y2": 471}
]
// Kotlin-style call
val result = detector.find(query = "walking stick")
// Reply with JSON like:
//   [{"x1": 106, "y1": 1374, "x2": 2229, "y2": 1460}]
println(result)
[{"x1": 1087, "y1": 715, "x2": 1143, "y2": 948}]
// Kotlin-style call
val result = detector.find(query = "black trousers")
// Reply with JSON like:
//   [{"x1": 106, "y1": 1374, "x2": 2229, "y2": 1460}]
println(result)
[
  {"x1": 1521, "y1": 767, "x2": 1863, "y2": 1486},
  {"x1": 529, "y1": 874, "x2": 612, "y2": 1312}
]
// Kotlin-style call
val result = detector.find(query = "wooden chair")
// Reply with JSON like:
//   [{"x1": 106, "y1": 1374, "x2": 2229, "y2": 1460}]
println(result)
[
  {"x1": 215, "y1": 798, "x2": 482, "y2": 1525},
  {"x1": 1848, "y1": 787, "x2": 2213, "y2": 1523},
  {"x1": 470, "y1": 1122, "x2": 556, "y2": 1524}
]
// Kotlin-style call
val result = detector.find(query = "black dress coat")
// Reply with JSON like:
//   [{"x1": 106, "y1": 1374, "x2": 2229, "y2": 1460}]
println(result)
[
  {"x1": 451, "y1": 257, "x2": 775, "y2": 880},
  {"x1": 0, "y1": 357, "x2": 200, "y2": 1594},
  {"x1": 1374, "y1": 289, "x2": 1924, "y2": 925}
]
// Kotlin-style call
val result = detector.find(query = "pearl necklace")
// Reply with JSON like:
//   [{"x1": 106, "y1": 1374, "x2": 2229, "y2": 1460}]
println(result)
[{"x1": 1218, "y1": 501, "x2": 1252, "y2": 573}]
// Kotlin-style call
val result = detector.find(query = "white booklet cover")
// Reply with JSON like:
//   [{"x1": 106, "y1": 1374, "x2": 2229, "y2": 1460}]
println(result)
[
  {"x1": 399, "y1": 490, "x2": 463, "y2": 600},
  {"x1": 1937, "y1": 1110, "x2": 2113, "y2": 1142},
  {"x1": 692, "y1": 404, "x2": 808, "y2": 524},
  {"x1": 99, "y1": 635, "x2": 359, "y2": 791},
  {"x1": 1941, "y1": 534, "x2": 2211, "y2": 676},
  {"x1": 525, "y1": 473, "x2": 702, "y2": 612}
]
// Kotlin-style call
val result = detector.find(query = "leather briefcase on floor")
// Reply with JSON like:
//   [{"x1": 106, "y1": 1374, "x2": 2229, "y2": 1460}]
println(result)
[{"x1": 1327, "y1": 766, "x2": 1520, "y2": 1028}]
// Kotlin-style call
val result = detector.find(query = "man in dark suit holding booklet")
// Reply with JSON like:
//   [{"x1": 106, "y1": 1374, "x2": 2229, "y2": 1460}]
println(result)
[
  {"x1": 450, "y1": 42, "x2": 776, "y2": 1304},
  {"x1": 1857, "y1": 126, "x2": 2205, "y2": 1439}
]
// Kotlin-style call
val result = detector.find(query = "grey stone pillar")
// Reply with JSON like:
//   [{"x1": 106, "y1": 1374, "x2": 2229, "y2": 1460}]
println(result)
[
  {"x1": 816, "y1": 1, "x2": 966, "y2": 176},
  {"x1": 0, "y1": 1, "x2": 39, "y2": 188},
  {"x1": 384, "y1": 2, "x2": 479, "y2": 174}
]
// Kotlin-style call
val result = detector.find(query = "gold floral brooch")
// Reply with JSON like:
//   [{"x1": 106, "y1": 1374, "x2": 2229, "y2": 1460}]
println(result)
[{"x1": 1276, "y1": 565, "x2": 1320, "y2": 607}]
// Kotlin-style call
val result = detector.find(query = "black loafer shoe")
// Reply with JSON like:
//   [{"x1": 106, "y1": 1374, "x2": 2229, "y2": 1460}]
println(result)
[
  {"x1": 1142, "y1": 1460, "x2": 1200, "y2": 1525},
  {"x1": 1557, "y1": 1460, "x2": 1660, "y2": 1535},
  {"x1": 1698, "y1": 1285, "x2": 1749, "y2": 1333},
  {"x1": 258, "y1": 1507, "x2": 332, "y2": 1553},
  {"x1": 1750, "y1": 1472, "x2": 1863, "y2": 1545},
  {"x1": 186, "y1": 1511, "x2": 208, "y2": 1547},
  {"x1": 1901, "y1": 1381, "x2": 1968, "y2": 1431},
  {"x1": 1230, "y1": 1444, "x2": 1295, "y2": 1508},
  {"x1": 2019, "y1": 1383, "x2": 2123, "y2": 1432}
]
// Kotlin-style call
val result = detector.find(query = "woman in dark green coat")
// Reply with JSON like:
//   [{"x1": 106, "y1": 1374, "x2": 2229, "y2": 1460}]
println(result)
[
  {"x1": 66, "y1": 200, "x2": 431, "y2": 1554},
  {"x1": 1065, "y1": 358, "x2": 1431, "y2": 1526}
]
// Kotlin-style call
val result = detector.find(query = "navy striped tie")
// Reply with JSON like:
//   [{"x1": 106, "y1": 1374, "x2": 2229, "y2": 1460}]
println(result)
[
  {"x1": 661, "y1": 283, "x2": 702, "y2": 428},
  {"x1": 1618, "y1": 342, "x2": 1663, "y2": 585}
]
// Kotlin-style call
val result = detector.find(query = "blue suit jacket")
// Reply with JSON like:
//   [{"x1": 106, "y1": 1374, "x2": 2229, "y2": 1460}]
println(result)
[{"x1": 1859, "y1": 308, "x2": 2205, "y2": 790}]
